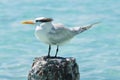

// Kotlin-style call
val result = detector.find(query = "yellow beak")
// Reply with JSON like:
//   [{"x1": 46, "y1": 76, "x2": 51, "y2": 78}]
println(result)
[{"x1": 21, "y1": 20, "x2": 35, "y2": 24}]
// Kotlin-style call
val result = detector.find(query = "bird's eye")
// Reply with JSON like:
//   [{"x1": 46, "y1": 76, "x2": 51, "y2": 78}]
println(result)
[{"x1": 36, "y1": 20, "x2": 40, "y2": 22}]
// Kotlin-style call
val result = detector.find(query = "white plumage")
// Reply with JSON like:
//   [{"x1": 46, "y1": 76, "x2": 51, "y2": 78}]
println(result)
[{"x1": 22, "y1": 17, "x2": 100, "y2": 57}]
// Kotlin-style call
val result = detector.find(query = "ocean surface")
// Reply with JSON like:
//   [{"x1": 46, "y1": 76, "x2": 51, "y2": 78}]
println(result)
[{"x1": 0, "y1": 0, "x2": 120, "y2": 80}]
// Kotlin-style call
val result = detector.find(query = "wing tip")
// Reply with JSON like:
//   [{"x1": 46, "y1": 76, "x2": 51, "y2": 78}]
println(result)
[{"x1": 91, "y1": 21, "x2": 101, "y2": 26}]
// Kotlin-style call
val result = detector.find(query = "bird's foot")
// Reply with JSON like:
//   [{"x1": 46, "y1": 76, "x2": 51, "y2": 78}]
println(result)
[
  {"x1": 47, "y1": 55, "x2": 50, "y2": 58},
  {"x1": 54, "y1": 55, "x2": 57, "y2": 58}
]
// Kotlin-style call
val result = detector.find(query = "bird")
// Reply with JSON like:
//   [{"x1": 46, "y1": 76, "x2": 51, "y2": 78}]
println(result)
[{"x1": 22, "y1": 17, "x2": 100, "y2": 58}]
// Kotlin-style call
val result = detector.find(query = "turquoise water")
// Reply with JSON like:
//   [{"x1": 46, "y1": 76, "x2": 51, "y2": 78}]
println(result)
[{"x1": 0, "y1": 0, "x2": 120, "y2": 80}]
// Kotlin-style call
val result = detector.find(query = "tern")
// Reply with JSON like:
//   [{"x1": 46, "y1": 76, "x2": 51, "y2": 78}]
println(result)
[{"x1": 22, "y1": 17, "x2": 99, "y2": 57}]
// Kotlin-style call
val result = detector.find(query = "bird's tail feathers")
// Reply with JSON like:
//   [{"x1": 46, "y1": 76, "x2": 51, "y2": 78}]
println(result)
[{"x1": 78, "y1": 22, "x2": 101, "y2": 33}]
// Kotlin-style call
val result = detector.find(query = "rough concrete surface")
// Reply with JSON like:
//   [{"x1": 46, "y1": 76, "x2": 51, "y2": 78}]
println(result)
[{"x1": 28, "y1": 56, "x2": 80, "y2": 80}]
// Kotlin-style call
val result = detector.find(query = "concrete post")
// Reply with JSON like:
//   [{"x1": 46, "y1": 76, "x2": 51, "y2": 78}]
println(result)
[{"x1": 28, "y1": 56, "x2": 80, "y2": 80}]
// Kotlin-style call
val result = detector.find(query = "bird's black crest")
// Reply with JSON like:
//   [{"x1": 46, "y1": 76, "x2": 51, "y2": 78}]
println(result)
[{"x1": 36, "y1": 18, "x2": 53, "y2": 22}]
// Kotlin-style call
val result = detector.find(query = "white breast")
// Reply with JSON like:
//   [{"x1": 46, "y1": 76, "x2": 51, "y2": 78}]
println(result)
[{"x1": 35, "y1": 26, "x2": 50, "y2": 44}]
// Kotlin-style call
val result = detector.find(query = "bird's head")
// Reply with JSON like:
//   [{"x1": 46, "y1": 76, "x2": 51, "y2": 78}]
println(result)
[{"x1": 22, "y1": 17, "x2": 53, "y2": 25}]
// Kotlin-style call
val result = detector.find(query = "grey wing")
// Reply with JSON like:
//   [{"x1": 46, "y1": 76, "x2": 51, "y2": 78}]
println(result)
[{"x1": 48, "y1": 24, "x2": 75, "y2": 45}]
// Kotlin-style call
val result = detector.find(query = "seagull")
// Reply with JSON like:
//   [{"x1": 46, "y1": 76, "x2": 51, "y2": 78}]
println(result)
[{"x1": 22, "y1": 17, "x2": 100, "y2": 57}]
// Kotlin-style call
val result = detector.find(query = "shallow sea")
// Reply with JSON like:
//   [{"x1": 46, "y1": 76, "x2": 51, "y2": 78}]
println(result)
[{"x1": 0, "y1": 0, "x2": 120, "y2": 80}]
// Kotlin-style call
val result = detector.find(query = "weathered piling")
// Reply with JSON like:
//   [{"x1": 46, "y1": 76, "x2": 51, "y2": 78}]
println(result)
[{"x1": 28, "y1": 56, "x2": 80, "y2": 80}]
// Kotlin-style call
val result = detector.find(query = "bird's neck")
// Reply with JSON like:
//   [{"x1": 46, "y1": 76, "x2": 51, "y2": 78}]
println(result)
[{"x1": 40, "y1": 22, "x2": 53, "y2": 30}]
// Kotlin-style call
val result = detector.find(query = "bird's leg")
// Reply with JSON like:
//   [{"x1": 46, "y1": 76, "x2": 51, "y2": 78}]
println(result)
[
  {"x1": 48, "y1": 45, "x2": 51, "y2": 57},
  {"x1": 55, "y1": 45, "x2": 59, "y2": 57}
]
